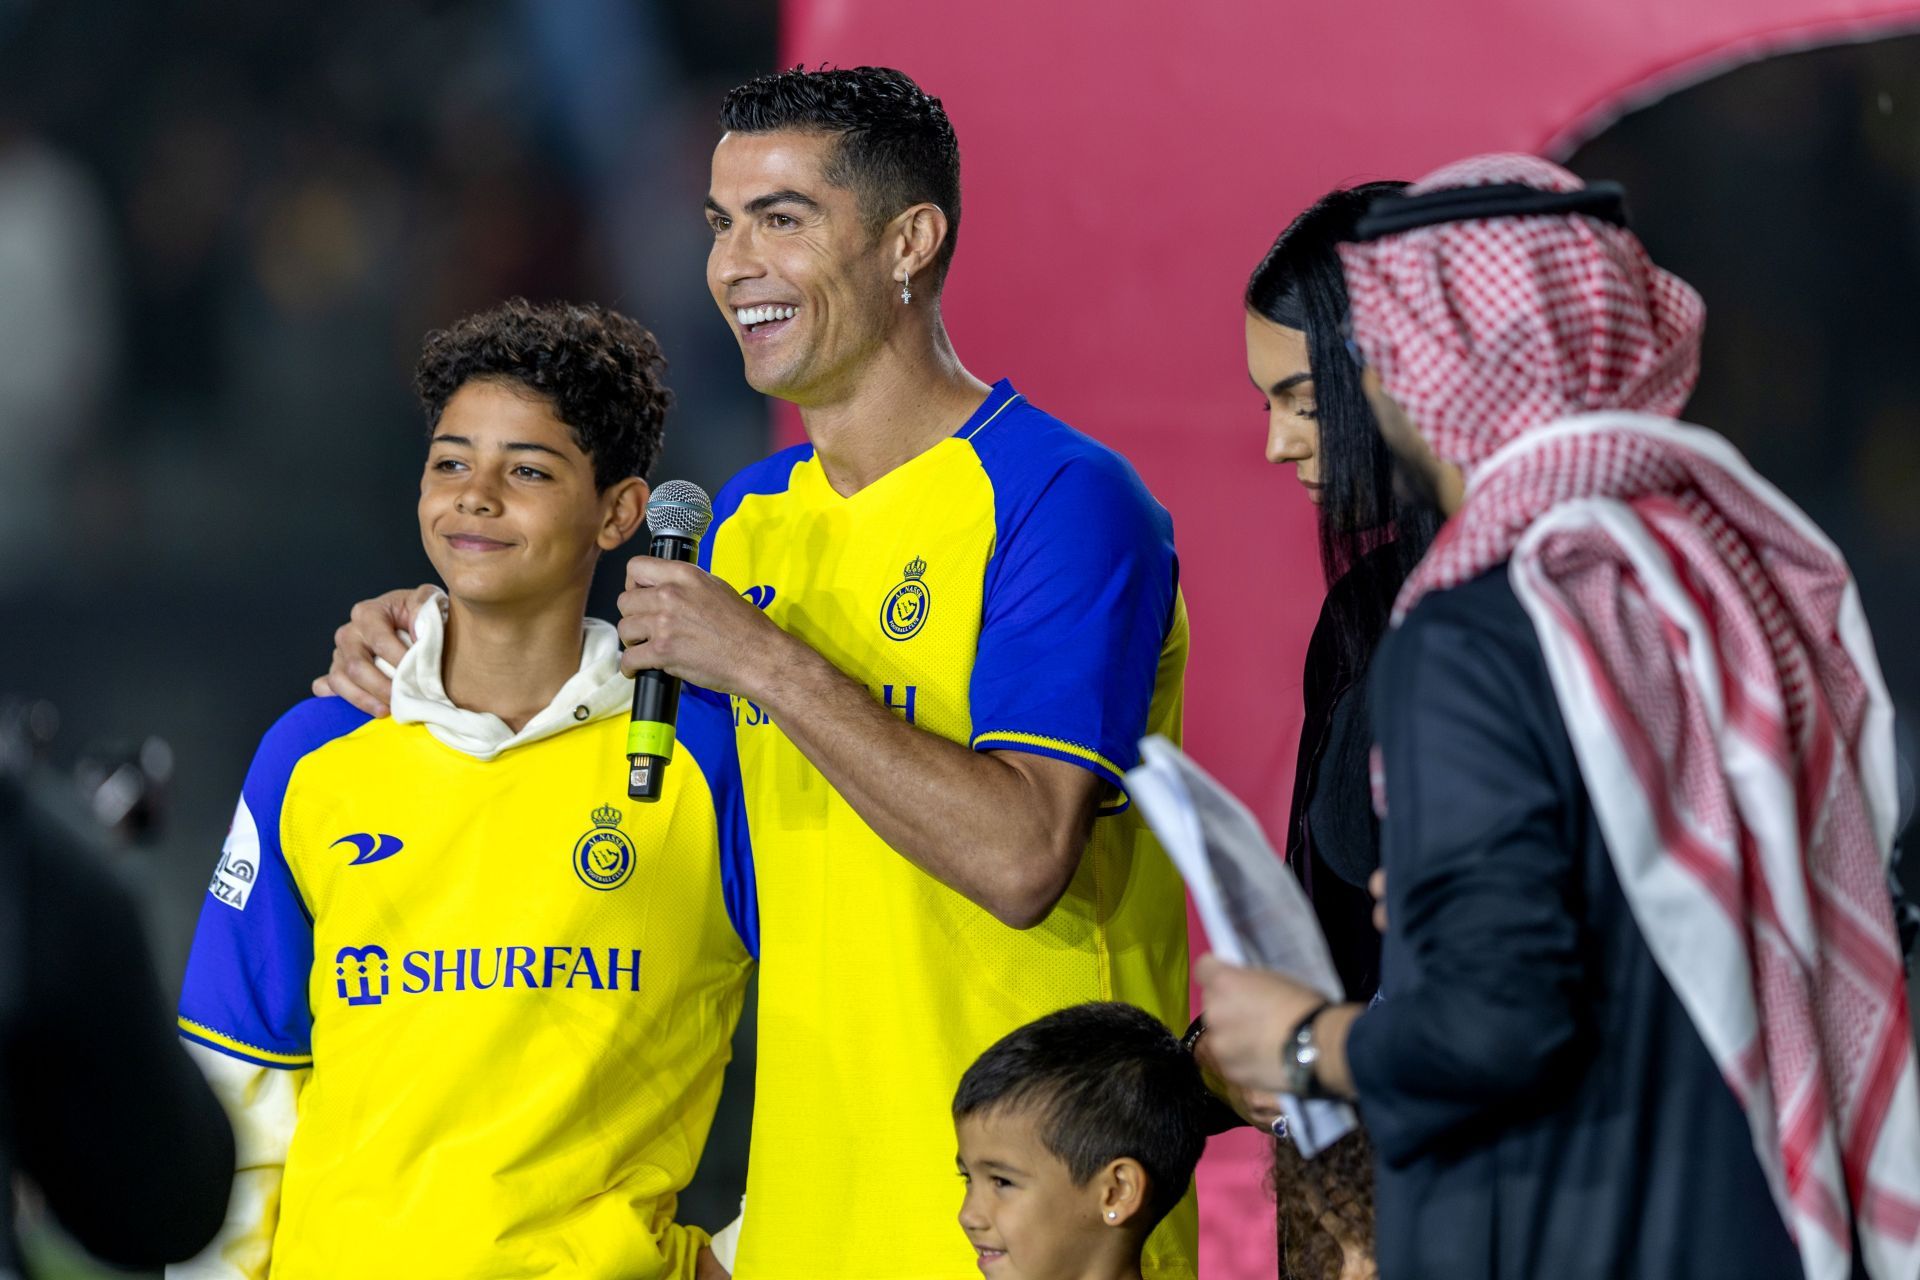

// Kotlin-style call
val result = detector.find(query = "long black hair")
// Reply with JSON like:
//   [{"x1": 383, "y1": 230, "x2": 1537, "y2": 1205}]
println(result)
[{"x1": 1246, "y1": 182, "x2": 1442, "y2": 676}]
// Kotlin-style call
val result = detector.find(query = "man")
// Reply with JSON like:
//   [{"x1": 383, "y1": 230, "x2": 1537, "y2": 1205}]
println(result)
[
  {"x1": 179, "y1": 301, "x2": 753, "y2": 1278},
  {"x1": 322, "y1": 70, "x2": 1193, "y2": 1279},
  {"x1": 1198, "y1": 155, "x2": 1920, "y2": 1280}
]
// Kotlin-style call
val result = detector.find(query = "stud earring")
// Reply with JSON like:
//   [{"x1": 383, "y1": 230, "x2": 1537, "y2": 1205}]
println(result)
[
  {"x1": 1105, "y1": 1211, "x2": 1117, "y2": 1221},
  {"x1": 899, "y1": 276, "x2": 912, "y2": 305}
]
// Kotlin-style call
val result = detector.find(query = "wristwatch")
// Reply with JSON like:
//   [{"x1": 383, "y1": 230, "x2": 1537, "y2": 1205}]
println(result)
[{"x1": 1280, "y1": 1000, "x2": 1332, "y2": 1099}]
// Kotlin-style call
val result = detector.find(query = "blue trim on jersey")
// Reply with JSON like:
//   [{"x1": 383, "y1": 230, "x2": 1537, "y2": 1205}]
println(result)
[
  {"x1": 970, "y1": 737, "x2": 1135, "y2": 817},
  {"x1": 676, "y1": 683, "x2": 760, "y2": 958},
  {"x1": 963, "y1": 386, "x2": 1178, "y2": 795},
  {"x1": 179, "y1": 697, "x2": 372, "y2": 1063},
  {"x1": 700, "y1": 441, "x2": 815, "y2": 575},
  {"x1": 178, "y1": 1023, "x2": 313, "y2": 1071}
]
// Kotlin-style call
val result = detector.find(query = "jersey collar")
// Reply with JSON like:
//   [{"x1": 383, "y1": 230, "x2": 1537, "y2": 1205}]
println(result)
[{"x1": 953, "y1": 379, "x2": 1023, "y2": 441}]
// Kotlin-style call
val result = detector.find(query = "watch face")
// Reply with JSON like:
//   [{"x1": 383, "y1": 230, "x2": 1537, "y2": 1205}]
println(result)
[{"x1": 1287, "y1": 1015, "x2": 1324, "y2": 1096}]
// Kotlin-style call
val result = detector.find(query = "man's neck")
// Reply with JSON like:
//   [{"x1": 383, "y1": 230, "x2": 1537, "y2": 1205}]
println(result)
[
  {"x1": 798, "y1": 317, "x2": 993, "y2": 497},
  {"x1": 440, "y1": 589, "x2": 590, "y2": 733}
]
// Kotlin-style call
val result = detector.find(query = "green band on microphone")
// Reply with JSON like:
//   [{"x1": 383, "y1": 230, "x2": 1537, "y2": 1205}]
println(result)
[{"x1": 626, "y1": 721, "x2": 677, "y2": 760}]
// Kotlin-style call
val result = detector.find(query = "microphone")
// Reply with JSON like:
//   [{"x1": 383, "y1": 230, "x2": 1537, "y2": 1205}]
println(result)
[{"x1": 627, "y1": 480, "x2": 714, "y2": 802}]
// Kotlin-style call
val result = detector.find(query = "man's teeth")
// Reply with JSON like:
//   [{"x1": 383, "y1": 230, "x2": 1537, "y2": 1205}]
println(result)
[{"x1": 736, "y1": 305, "x2": 798, "y2": 327}]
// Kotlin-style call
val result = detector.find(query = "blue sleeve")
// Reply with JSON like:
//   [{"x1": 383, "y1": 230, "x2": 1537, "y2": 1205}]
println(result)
[
  {"x1": 967, "y1": 428, "x2": 1178, "y2": 809},
  {"x1": 676, "y1": 681, "x2": 758, "y2": 959},
  {"x1": 1344, "y1": 591, "x2": 1586, "y2": 1166},
  {"x1": 177, "y1": 698, "x2": 368, "y2": 1069}
]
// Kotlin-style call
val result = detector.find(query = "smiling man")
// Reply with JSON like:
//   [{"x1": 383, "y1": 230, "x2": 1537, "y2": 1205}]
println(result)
[
  {"x1": 635, "y1": 68, "x2": 1195, "y2": 1278},
  {"x1": 175, "y1": 302, "x2": 754, "y2": 1280},
  {"x1": 320, "y1": 69, "x2": 1194, "y2": 1279}
]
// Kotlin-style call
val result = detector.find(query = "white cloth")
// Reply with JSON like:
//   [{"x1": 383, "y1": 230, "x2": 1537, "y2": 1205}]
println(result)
[{"x1": 385, "y1": 589, "x2": 634, "y2": 759}]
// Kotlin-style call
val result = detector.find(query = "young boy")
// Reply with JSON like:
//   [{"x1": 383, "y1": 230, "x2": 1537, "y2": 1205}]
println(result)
[
  {"x1": 170, "y1": 300, "x2": 755, "y2": 1279},
  {"x1": 952, "y1": 1003, "x2": 1209, "y2": 1280}
]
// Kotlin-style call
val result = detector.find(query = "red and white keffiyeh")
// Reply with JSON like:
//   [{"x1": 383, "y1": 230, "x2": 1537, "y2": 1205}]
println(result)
[{"x1": 1340, "y1": 153, "x2": 1919, "y2": 1280}]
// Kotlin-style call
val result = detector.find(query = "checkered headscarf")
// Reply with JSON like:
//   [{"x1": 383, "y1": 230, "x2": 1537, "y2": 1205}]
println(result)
[{"x1": 1341, "y1": 154, "x2": 1919, "y2": 1280}]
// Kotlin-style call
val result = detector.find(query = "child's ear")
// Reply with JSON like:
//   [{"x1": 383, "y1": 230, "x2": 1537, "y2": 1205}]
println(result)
[
  {"x1": 1094, "y1": 1157, "x2": 1152, "y2": 1229},
  {"x1": 599, "y1": 477, "x2": 649, "y2": 550}
]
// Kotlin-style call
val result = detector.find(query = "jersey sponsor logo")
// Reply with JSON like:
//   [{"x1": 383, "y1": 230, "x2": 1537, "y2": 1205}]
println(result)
[
  {"x1": 879, "y1": 556, "x2": 931, "y2": 641},
  {"x1": 736, "y1": 684, "x2": 916, "y2": 728},
  {"x1": 331, "y1": 832, "x2": 405, "y2": 866},
  {"x1": 210, "y1": 797, "x2": 261, "y2": 910},
  {"x1": 573, "y1": 804, "x2": 635, "y2": 890},
  {"x1": 732, "y1": 695, "x2": 775, "y2": 728},
  {"x1": 335, "y1": 944, "x2": 391, "y2": 1006},
  {"x1": 743, "y1": 584, "x2": 777, "y2": 610},
  {"x1": 328, "y1": 944, "x2": 644, "y2": 1002},
  {"x1": 879, "y1": 683, "x2": 918, "y2": 724}
]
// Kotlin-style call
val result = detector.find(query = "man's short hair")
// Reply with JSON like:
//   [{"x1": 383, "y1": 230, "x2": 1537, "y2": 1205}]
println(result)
[
  {"x1": 719, "y1": 65, "x2": 962, "y2": 285},
  {"x1": 952, "y1": 1002, "x2": 1207, "y2": 1230},
  {"x1": 414, "y1": 299, "x2": 671, "y2": 490}
]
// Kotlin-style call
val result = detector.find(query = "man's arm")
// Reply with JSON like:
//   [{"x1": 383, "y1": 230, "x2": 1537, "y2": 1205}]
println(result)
[
  {"x1": 618, "y1": 558, "x2": 1097, "y2": 928},
  {"x1": 312, "y1": 585, "x2": 439, "y2": 716},
  {"x1": 1339, "y1": 599, "x2": 1587, "y2": 1164},
  {"x1": 1198, "y1": 598, "x2": 1586, "y2": 1154}
]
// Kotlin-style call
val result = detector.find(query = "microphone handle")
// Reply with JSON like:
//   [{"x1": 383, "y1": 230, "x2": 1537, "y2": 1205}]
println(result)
[{"x1": 627, "y1": 531, "x2": 697, "y2": 801}]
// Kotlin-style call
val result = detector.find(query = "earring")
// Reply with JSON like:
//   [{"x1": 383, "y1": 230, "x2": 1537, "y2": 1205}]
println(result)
[
  {"x1": 1105, "y1": 1211, "x2": 1117, "y2": 1221},
  {"x1": 899, "y1": 276, "x2": 912, "y2": 305}
]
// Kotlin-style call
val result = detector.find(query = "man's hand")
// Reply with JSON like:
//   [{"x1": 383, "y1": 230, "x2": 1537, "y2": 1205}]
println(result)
[
  {"x1": 616, "y1": 557, "x2": 795, "y2": 698},
  {"x1": 1370, "y1": 868, "x2": 1388, "y2": 933},
  {"x1": 1195, "y1": 954, "x2": 1339, "y2": 1096},
  {"x1": 1192, "y1": 1029, "x2": 1283, "y2": 1131},
  {"x1": 313, "y1": 585, "x2": 438, "y2": 716}
]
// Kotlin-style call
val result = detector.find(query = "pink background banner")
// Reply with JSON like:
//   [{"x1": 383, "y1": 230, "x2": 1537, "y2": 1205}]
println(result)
[{"x1": 776, "y1": 3, "x2": 1920, "y2": 1274}]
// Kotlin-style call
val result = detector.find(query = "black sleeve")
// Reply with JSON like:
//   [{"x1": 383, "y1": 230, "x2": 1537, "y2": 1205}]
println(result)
[
  {"x1": 5, "y1": 785, "x2": 234, "y2": 1266},
  {"x1": 1343, "y1": 590, "x2": 1588, "y2": 1168}
]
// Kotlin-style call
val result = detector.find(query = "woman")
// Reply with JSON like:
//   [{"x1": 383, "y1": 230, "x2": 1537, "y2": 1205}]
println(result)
[
  {"x1": 1245, "y1": 181, "x2": 1437, "y2": 1004},
  {"x1": 1242, "y1": 182, "x2": 1438, "y2": 1280}
]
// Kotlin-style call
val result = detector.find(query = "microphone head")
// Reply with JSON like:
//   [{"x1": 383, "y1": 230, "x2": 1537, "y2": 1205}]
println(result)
[{"x1": 645, "y1": 480, "x2": 713, "y2": 542}]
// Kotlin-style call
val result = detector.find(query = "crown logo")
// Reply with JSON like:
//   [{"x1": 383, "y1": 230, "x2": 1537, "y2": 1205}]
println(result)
[
  {"x1": 903, "y1": 556, "x2": 927, "y2": 580},
  {"x1": 590, "y1": 804, "x2": 623, "y2": 829}
]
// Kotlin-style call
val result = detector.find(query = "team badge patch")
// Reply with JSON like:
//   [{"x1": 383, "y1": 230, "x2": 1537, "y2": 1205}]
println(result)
[
  {"x1": 879, "y1": 556, "x2": 931, "y2": 641},
  {"x1": 573, "y1": 804, "x2": 635, "y2": 891}
]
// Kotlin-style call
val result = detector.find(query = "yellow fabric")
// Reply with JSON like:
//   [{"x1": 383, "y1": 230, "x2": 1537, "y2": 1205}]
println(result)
[
  {"x1": 714, "y1": 436, "x2": 1194, "y2": 1279},
  {"x1": 260, "y1": 714, "x2": 747, "y2": 1279}
]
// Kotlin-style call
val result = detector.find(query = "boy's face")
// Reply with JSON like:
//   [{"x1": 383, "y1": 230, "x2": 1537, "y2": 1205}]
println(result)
[
  {"x1": 955, "y1": 1108, "x2": 1127, "y2": 1279},
  {"x1": 419, "y1": 380, "x2": 642, "y2": 609}
]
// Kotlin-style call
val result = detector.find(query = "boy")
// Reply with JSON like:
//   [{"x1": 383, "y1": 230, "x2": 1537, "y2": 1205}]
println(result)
[
  {"x1": 952, "y1": 1003, "x2": 1209, "y2": 1280},
  {"x1": 171, "y1": 300, "x2": 755, "y2": 1279}
]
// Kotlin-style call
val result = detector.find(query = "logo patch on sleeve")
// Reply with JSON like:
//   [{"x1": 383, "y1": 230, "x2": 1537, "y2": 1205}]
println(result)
[{"x1": 210, "y1": 796, "x2": 261, "y2": 911}]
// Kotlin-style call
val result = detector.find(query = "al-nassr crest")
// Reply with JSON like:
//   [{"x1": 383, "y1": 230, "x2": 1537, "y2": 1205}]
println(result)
[
  {"x1": 880, "y1": 556, "x2": 931, "y2": 641},
  {"x1": 573, "y1": 804, "x2": 635, "y2": 891}
]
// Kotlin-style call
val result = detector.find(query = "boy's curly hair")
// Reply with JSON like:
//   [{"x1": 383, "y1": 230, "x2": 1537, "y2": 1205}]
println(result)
[
  {"x1": 414, "y1": 298, "x2": 671, "y2": 490},
  {"x1": 1273, "y1": 1127, "x2": 1377, "y2": 1279}
]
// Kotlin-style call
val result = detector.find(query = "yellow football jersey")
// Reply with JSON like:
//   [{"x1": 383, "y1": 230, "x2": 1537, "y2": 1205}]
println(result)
[
  {"x1": 178, "y1": 687, "x2": 755, "y2": 1278},
  {"x1": 706, "y1": 380, "x2": 1194, "y2": 1279}
]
